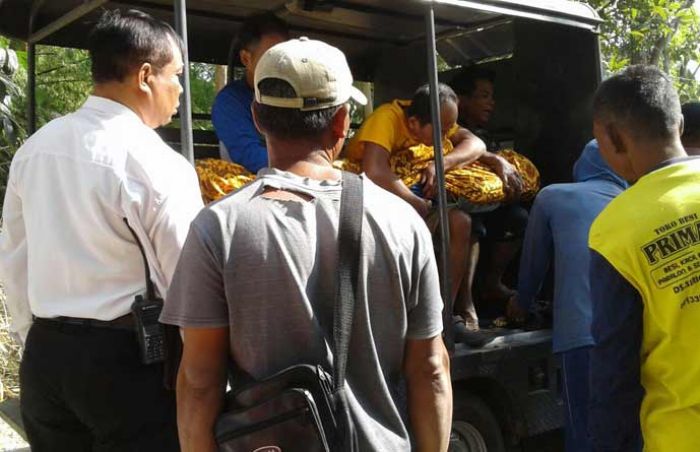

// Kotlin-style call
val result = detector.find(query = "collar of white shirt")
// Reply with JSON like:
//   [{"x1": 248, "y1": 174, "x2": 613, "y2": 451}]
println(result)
[{"x1": 82, "y1": 95, "x2": 143, "y2": 125}]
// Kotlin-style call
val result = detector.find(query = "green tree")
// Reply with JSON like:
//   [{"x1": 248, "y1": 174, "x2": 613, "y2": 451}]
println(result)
[
  {"x1": 0, "y1": 37, "x2": 24, "y2": 213},
  {"x1": 586, "y1": 0, "x2": 700, "y2": 101},
  {"x1": 34, "y1": 46, "x2": 91, "y2": 126}
]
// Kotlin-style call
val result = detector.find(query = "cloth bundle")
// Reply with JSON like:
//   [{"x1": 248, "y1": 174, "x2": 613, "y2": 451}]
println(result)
[
  {"x1": 336, "y1": 145, "x2": 540, "y2": 205},
  {"x1": 196, "y1": 147, "x2": 540, "y2": 206},
  {"x1": 195, "y1": 159, "x2": 256, "y2": 203},
  {"x1": 446, "y1": 149, "x2": 540, "y2": 204}
]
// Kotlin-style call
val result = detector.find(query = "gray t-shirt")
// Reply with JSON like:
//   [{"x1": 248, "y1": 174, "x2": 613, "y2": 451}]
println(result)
[{"x1": 161, "y1": 168, "x2": 443, "y2": 451}]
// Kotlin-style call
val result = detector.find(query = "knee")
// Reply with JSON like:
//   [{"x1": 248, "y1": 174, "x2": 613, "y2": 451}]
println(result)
[
  {"x1": 508, "y1": 205, "x2": 529, "y2": 239},
  {"x1": 448, "y1": 210, "x2": 471, "y2": 240}
]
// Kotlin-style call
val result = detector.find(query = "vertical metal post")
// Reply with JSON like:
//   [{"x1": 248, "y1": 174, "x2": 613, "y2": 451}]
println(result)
[
  {"x1": 425, "y1": 4, "x2": 454, "y2": 351},
  {"x1": 595, "y1": 31, "x2": 604, "y2": 84},
  {"x1": 174, "y1": 0, "x2": 194, "y2": 165},
  {"x1": 27, "y1": 43, "x2": 37, "y2": 135},
  {"x1": 27, "y1": 0, "x2": 45, "y2": 135}
]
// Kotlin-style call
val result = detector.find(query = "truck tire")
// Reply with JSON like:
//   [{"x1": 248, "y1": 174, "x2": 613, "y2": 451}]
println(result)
[{"x1": 449, "y1": 391, "x2": 506, "y2": 452}]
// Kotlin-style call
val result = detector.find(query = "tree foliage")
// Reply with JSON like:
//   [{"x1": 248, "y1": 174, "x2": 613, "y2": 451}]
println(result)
[
  {"x1": 0, "y1": 37, "x2": 23, "y2": 212},
  {"x1": 34, "y1": 46, "x2": 91, "y2": 126},
  {"x1": 586, "y1": 0, "x2": 700, "y2": 101}
]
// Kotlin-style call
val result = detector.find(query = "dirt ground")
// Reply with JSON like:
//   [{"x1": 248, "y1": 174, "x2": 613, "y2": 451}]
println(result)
[
  {"x1": 0, "y1": 286, "x2": 20, "y2": 402},
  {"x1": 0, "y1": 286, "x2": 25, "y2": 451},
  {"x1": 0, "y1": 417, "x2": 27, "y2": 451}
]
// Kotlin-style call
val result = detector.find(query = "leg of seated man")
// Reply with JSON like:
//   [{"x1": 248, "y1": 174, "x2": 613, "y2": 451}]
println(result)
[
  {"x1": 448, "y1": 209, "x2": 478, "y2": 329},
  {"x1": 480, "y1": 204, "x2": 528, "y2": 307},
  {"x1": 456, "y1": 237, "x2": 479, "y2": 329}
]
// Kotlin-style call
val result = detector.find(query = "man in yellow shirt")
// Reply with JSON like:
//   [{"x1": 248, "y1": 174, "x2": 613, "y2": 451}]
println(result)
[
  {"x1": 347, "y1": 83, "x2": 488, "y2": 332},
  {"x1": 589, "y1": 65, "x2": 700, "y2": 451}
]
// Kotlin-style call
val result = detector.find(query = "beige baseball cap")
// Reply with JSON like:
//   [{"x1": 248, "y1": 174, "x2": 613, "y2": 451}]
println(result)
[{"x1": 254, "y1": 37, "x2": 367, "y2": 111}]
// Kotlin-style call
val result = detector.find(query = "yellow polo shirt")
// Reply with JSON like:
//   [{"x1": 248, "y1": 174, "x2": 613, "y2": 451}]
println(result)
[{"x1": 345, "y1": 99, "x2": 458, "y2": 161}]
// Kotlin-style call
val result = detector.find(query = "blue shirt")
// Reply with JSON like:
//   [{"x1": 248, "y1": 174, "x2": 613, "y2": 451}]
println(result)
[
  {"x1": 517, "y1": 140, "x2": 627, "y2": 353},
  {"x1": 211, "y1": 79, "x2": 268, "y2": 173},
  {"x1": 588, "y1": 156, "x2": 700, "y2": 452},
  {"x1": 588, "y1": 250, "x2": 644, "y2": 452}
]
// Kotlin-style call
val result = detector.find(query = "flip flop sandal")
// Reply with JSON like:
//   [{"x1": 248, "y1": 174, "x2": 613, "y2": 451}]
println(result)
[{"x1": 453, "y1": 314, "x2": 479, "y2": 332}]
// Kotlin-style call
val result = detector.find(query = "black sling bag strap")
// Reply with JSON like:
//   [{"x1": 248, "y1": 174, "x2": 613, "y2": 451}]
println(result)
[
  {"x1": 214, "y1": 171, "x2": 363, "y2": 452},
  {"x1": 332, "y1": 171, "x2": 362, "y2": 451},
  {"x1": 123, "y1": 219, "x2": 182, "y2": 389}
]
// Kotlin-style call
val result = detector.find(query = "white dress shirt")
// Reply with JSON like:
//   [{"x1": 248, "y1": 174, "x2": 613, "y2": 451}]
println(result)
[{"x1": 0, "y1": 96, "x2": 203, "y2": 343}]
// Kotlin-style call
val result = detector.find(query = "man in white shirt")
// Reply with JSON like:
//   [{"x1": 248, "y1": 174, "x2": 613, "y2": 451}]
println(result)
[{"x1": 0, "y1": 9, "x2": 203, "y2": 451}]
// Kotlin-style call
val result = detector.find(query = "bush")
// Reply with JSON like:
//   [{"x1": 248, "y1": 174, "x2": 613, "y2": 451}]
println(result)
[{"x1": 0, "y1": 41, "x2": 23, "y2": 402}]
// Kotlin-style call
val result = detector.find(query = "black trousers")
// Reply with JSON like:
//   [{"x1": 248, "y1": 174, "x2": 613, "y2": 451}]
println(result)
[
  {"x1": 20, "y1": 320, "x2": 179, "y2": 452},
  {"x1": 472, "y1": 203, "x2": 529, "y2": 241}
]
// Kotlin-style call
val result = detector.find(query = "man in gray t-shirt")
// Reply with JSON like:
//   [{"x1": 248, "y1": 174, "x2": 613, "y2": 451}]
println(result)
[{"x1": 162, "y1": 37, "x2": 452, "y2": 452}]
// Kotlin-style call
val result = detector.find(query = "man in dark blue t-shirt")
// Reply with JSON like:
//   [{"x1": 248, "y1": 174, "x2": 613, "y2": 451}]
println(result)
[
  {"x1": 515, "y1": 140, "x2": 627, "y2": 452},
  {"x1": 211, "y1": 13, "x2": 288, "y2": 172}
]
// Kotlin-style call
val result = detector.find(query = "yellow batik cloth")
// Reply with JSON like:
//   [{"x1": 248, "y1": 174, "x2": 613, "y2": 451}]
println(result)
[
  {"x1": 340, "y1": 143, "x2": 540, "y2": 205},
  {"x1": 197, "y1": 148, "x2": 539, "y2": 206},
  {"x1": 195, "y1": 159, "x2": 256, "y2": 204}
]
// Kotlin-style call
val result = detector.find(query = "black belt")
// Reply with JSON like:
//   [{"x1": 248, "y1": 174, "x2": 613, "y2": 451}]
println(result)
[{"x1": 34, "y1": 314, "x2": 135, "y2": 331}]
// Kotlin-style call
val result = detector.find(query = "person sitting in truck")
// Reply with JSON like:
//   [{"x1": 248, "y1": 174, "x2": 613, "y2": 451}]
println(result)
[
  {"x1": 452, "y1": 67, "x2": 528, "y2": 318},
  {"x1": 346, "y1": 83, "x2": 487, "y2": 332},
  {"x1": 211, "y1": 13, "x2": 288, "y2": 172},
  {"x1": 513, "y1": 140, "x2": 627, "y2": 452},
  {"x1": 588, "y1": 65, "x2": 700, "y2": 452},
  {"x1": 681, "y1": 101, "x2": 700, "y2": 155}
]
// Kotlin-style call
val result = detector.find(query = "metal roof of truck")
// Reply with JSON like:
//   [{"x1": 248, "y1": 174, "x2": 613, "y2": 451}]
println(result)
[{"x1": 0, "y1": 0, "x2": 600, "y2": 64}]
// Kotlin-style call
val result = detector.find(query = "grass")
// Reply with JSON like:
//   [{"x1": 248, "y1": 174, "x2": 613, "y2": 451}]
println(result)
[{"x1": 0, "y1": 285, "x2": 21, "y2": 402}]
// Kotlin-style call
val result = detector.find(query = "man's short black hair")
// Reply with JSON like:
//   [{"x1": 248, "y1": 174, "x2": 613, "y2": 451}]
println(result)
[
  {"x1": 451, "y1": 67, "x2": 495, "y2": 97},
  {"x1": 593, "y1": 65, "x2": 682, "y2": 142},
  {"x1": 405, "y1": 83, "x2": 458, "y2": 125},
  {"x1": 681, "y1": 102, "x2": 700, "y2": 143},
  {"x1": 231, "y1": 13, "x2": 289, "y2": 66},
  {"x1": 88, "y1": 9, "x2": 183, "y2": 84},
  {"x1": 253, "y1": 78, "x2": 339, "y2": 141}
]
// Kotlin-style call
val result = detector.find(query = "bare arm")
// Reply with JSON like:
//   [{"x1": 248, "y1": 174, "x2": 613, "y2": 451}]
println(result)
[
  {"x1": 404, "y1": 335, "x2": 453, "y2": 452},
  {"x1": 363, "y1": 142, "x2": 431, "y2": 217},
  {"x1": 478, "y1": 152, "x2": 523, "y2": 201},
  {"x1": 177, "y1": 327, "x2": 230, "y2": 452},
  {"x1": 420, "y1": 127, "x2": 486, "y2": 199},
  {"x1": 446, "y1": 127, "x2": 487, "y2": 169}
]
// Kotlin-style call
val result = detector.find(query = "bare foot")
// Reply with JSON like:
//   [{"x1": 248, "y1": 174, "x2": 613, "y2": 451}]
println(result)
[
  {"x1": 479, "y1": 282, "x2": 517, "y2": 305},
  {"x1": 453, "y1": 313, "x2": 479, "y2": 332}
]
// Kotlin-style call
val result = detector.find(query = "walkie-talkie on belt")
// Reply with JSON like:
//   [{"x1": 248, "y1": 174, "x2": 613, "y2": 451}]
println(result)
[{"x1": 124, "y1": 218, "x2": 167, "y2": 365}]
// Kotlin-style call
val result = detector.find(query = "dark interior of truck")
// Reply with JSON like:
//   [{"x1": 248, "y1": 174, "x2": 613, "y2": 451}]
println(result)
[{"x1": 0, "y1": 0, "x2": 601, "y2": 186}]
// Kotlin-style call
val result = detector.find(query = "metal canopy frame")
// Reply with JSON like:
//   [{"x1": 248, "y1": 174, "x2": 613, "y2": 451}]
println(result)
[
  {"x1": 425, "y1": 3, "x2": 454, "y2": 351},
  {"x1": 174, "y1": 0, "x2": 193, "y2": 164},
  {"x1": 29, "y1": 0, "x2": 109, "y2": 44}
]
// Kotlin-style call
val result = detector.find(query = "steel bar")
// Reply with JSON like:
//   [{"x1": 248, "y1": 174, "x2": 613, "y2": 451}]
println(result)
[
  {"x1": 425, "y1": 4, "x2": 454, "y2": 351},
  {"x1": 29, "y1": 0, "x2": 109, "y2": 44},
  {"x1": 26, "y1": 0, "x2": 46, "y2": 134},
  {"x1": 174, "y1": 0, "x2": 194, "y2": 164},
  {"x1": 27, "y1": 43, "x2": 36, "y2": 134}
]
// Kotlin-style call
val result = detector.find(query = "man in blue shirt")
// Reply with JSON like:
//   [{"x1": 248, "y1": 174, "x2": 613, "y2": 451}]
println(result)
[
  {"x1": 681, "y1": 102, "x2": 700, "y2": 156},
  {"x1": 514, "y1": 140, "x2": 627, "y2": 452},
  {"x1": 211, "y1": 13, "x2": 288, "y2": 172}
]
